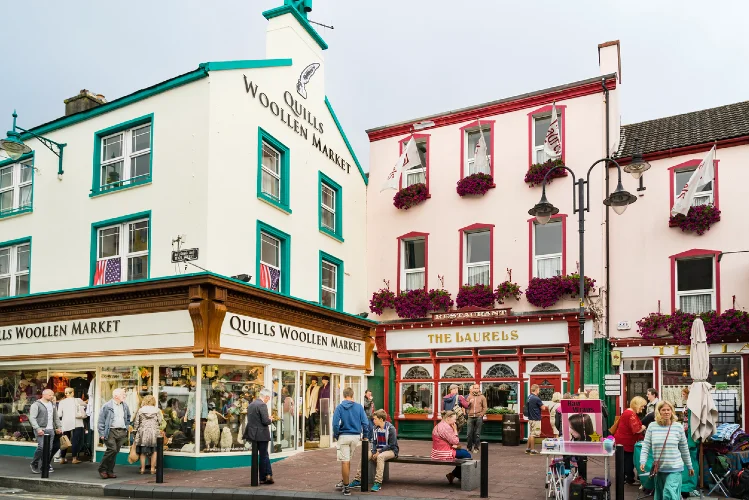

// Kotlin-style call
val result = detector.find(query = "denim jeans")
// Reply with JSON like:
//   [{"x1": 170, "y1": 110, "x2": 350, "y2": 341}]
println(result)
[
  {"x1": 257, "y1": 441, "x2": 272, "y2": 479},
  {"x1": 466, "y1": 417, "x2": 484, "y2": 450},
  {"x1": 31, "y1": 429, "x2": 55, "y2": 468},
  {"x1": 452, "y1": 448, "x2": 472, "y2": 479}
]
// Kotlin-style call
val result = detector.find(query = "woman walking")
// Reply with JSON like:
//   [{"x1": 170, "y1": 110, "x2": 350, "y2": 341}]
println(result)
[
  {"x1": 614, "y1": 396, "x2": 647, "y2": 485},
  {"x1": 132, "y1": 395, "x2": 163, "y2": 474},
  {"x1": 431, "y1": 410, "x2": 471, "y2": 485},
  {"x1": 639, "y1": 400, "x2": 694, "y2": 500},
  {"x1": 58, "y1": 387, "x2": 86, "y2": 464}
]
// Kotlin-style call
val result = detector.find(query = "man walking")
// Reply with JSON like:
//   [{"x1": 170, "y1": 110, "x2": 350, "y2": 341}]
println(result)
[
  {"x1": 243, "y1": 388, "x2": 274, "y2": 484},
  {"x1": 97, "y1": 388, "x2": 131, "y2": 479},
  {"x1": 29, "y1": 389, "x2": 62, "y2": 474},
  {"x1": 645, "y1": 388, "x2": 659, "y2": 415},
  {"x1": 465, "y1": 384, "x2": 487, "y2": 453},
  {"x1": 525, "y1": 384, "x2": 543, "y2": 455},
  {"x1": 349, "y1": 409, "x2": 399, "y2": 492},
  {"x1": 363, "y1": 389, "x2": 375, "y2": 424},
  {"x1": 333, "y1": 387, "x2": 370, "y2": 496}
]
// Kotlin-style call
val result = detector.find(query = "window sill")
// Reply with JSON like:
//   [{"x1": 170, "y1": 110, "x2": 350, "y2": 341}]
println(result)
[
  {"x1": 0, "y1": 207, "x2": 33, "y2": 220},
  {"x1": 90, "y1": 179, "x2": 152, "y2": 198},
  {"x1": 258, "y1": 193, "x2": 292, "y2": 214},
  {"x1": 320, "y1": 227, "x2": 344, "y2": 243}
]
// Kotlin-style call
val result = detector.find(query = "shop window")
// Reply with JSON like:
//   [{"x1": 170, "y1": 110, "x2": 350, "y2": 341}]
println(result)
[
  {"x1": 531, "y1": 362, "x2": 561, "y2": 373},
  {"x1": 398, "y1": 233, "x2": 427, "y2": 292},
  {"x1": 484, "y1": 363, "x2": 516, "y2": 378},
  {"x1": 99, "y1": 366, "x2": 154, "y2": 450},
  {"x1": 257, "y1": 221, "x2": 290, "y2": 294},
  {"x1": 257, "y1": 127, "x2": 291, "y2": 213},
  {"x1": 398, "y1": 135, "x2": 429, "y2": 188},
  {"x1": 482, "y1": 382, "x2": 519, "y2": 412},
  {"x1": 320, "y1": 251, "x2": 344, "y2": 311},
  {"x1": 532, "y1": 219, "x2": 564, "y2": 278},
  {"x1": 403, "y1": 366, "x2": 430, "y2": 379},
  {"x1": 443, "y1": 364, "x2": 473, "y2": 379},
  {"x1": 462, "y1": 227, "x2": 492, "y2": 286},
  {"x1": 344, "y1": 376, "x2": 362, "y2": 404},
  {"x1": 157, "y1": 365, "x2": 197, "y2": 453},
  {"x1": 676, "y1": 257, "x2": 715, "y2": 314},
  {"x1": 400, "y1": 382, "x2": 433, "y2": 414},
  {"x1": 464, "y1": 124, "x2": 492, "y2": 176},
  {"x1": 661, "y1": 357, "x2": 742, "y2": 424},
  {"x1": 0, "y1": 370, "x2": 47, "y2": 444},
  {"x1": 92, "y1": 115, "x2": 153, "y2": 196},
  {"x1": 440, "y1": 382, "x2": 473, "y2": 401},
  {"x1": 272, "y1": 369, "x2": 297, "y2": 452},
  {"x1": 621, "y1": 358, "x2": 654, "y2": 372},
  {"x1": 0, "y1": 154, "x2": 33, "y2": 218},
  {"x1": 91, "y1": 212, "x2": 150, "y2": 285},
  {"x1": 528, "y1": 105, "x2": 565, "y2": 166},
  {"x1": 0, "y1": 238, "x2": 31, "y2": 297}
]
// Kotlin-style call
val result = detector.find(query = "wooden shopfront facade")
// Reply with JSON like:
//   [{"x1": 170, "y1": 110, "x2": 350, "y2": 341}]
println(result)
[{"x1": 375, "y1": 309, "x2": 593, "y2": 441}]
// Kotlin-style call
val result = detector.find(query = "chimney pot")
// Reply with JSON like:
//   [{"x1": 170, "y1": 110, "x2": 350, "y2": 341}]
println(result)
[{"x1": 64, "y1": 89, "x2": 106, "y2": 116}]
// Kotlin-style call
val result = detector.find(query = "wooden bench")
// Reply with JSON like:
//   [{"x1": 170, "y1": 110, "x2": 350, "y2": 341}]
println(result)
[{"x1": 366, "y1": 454, "x2": 480, "y2": 491}]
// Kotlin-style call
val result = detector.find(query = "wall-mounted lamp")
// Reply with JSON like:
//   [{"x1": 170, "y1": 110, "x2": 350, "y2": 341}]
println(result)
[
  {"x1": 622, "y1": 137, "x2": 651, "y2": 192},
  {"x1": 0, "y1": 111, "x2": 66, "y2": 178}
]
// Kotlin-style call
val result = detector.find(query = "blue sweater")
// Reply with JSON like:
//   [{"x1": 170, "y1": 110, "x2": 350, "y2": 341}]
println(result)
[
  {"x1": 332, "y1": 400, "x2": 370, "y2": 440},
  {"x1": 640, "y1": 422, "x2": 693, "y2": 473}
]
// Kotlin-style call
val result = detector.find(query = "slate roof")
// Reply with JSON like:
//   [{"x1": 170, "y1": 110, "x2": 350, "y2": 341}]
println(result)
[{"x1": 616, "y1": 101, "x2": 749, "y2": 158}]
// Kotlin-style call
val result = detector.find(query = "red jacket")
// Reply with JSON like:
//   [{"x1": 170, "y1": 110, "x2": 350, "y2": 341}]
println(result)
[{"x1": 614, "y1": 408, "x2": 645, "y2": 452}]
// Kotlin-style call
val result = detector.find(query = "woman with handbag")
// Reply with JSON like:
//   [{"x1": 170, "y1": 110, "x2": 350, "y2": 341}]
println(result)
[
  {"x1": 639, "y1": 400, "x2": 694, "y2": 500},
  {"x1": 58, "y1": 387, "x2": 86, "y2": 464},
  {"x1": 614, "y1": 396, "x2": 647, "y2": 485},
  {"x1": 132, "y1": 395, "x2": 164, "y2": 474}
]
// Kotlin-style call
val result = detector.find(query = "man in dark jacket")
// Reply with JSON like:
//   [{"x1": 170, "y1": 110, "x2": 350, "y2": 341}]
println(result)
[
  {"x1": 332, "y1": 387, "x2": 370, "y2": 496},
  {"x1": 349, "y1": 409, "x2": 398, "y2": 492},
  {"x1": 525, "y1": 384, "x2": 543, "y2": 455},
  {"x1": 363, "y1": 389, "x2": 375, "y2": 422},
  {"x1": 243, "y1": 388, "x2": 274, "y2": 484}
]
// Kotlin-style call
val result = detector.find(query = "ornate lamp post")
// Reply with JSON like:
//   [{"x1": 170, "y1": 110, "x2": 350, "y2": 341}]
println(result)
[{"x1": 0, "y1": 111, "x2": 66, "y2": 177}]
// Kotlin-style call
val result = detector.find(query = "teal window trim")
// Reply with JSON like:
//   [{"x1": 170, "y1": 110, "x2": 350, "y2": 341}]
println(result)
[
  {"x1": 319, "y1": 250, "x2": 344, "y2": 312},
  {"x1": 0, "y1": 236, "x2": 32, "y2": 297},
  {"x1": 262, "y1": 6, "x2": 328, "y2": 51},
  {"x1": 318, "y1": 171, "x2": 343, "y2": 242},
  {"x1": 257, "y1": 127, "x2": 291, "y2": 214},
  {"x1": 89, "y1": 210, "x2": 151, "y2": 286},
  {"x1": 0, "y1": 152, "x2": 34, "y2": 219},
  {"x1": 324, "y1": 97, "x2": 368, "y2": 186},
  {"x1": 256, "y1": 220, "x2": 291, "y2": 295},
  {"x1": 91, "y1": 114, "x2": 154, "y2": 197}
]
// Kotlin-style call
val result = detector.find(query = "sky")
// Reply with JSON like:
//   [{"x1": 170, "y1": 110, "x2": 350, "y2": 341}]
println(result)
[{"x1": 2, "y1": 1, "x2": 747, "y2": 172}]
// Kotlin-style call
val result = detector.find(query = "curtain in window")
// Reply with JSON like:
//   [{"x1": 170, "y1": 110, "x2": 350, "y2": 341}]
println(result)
[
  {"x1": 468, "y1": 265, "x2": 489, "y2": 286},
  {"x1": 692, "y1": 195, "x2": 711, "y2": 207},
  {"x1": 536, "y1": 257, "x2": 561, "y2": 279},
  {"x1": 405, "y1": 271, "x2": 424, "y2": 291},
  {"x1": 19, "y1": 186, "x2": 31, "y2": 208},
  {"x1": 406, "y1": 169, "x2": 426, "y2": 186},
  {"x1": 680, "y1": 294, "x2": 712, "y2": 314}
]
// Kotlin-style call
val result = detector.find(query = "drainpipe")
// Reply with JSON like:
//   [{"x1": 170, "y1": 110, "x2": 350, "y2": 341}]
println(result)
[{"x1": 602, "y1": 78, "x2": 610, "y2": 341}]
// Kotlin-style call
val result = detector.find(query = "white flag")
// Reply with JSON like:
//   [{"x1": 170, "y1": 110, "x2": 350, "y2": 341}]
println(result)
[
  {"x1": 473, "y1": 125, "x2": 490, "y2": 174},
  {"x1": 543, "y1": 104, "x2": 562, "y2": 160},
  {"x1": 671, "y1": 146, "x2": 716, "y2": 217},
  {"x1": 381, "y1": 136, "x2": 422, "y2": 191}
]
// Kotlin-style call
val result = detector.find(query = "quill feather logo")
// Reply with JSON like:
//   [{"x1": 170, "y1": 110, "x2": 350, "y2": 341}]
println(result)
[{"x1": 296, "y1": 62, "x2": 320, "y2": 99}]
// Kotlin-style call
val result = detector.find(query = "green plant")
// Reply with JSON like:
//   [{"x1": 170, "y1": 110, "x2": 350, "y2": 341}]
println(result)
[
  {"x1": 404, "y1": 406, "x2": 428, "y2": 414},
  {"x1": 486, "y1": 407, "x2": 514, "y2": 414}
]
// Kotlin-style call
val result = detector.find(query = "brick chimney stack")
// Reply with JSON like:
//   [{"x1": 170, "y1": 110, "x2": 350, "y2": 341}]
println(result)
[{"x1": 64, "y1": 90, "x2": 107, "y2": 116}]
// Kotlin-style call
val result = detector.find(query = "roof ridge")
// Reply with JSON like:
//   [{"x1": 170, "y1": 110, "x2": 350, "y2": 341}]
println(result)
[{"x1": 622, "y1": 100, "x2": 749, "y2": 129}]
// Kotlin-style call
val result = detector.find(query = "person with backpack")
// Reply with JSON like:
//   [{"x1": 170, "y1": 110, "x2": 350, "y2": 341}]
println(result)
[
  {"x1": 442, "y1": 384, "x2": 469, "y2": 432},
  {"x1": 549, "y1": 392, "x2": 562, "y2": 437},
  {"x1": 524, "y1": 384, "x2": 543, "y2": 455},
  {"x1": 332, "y1": 387, "x2": 370, "y2": 496}
]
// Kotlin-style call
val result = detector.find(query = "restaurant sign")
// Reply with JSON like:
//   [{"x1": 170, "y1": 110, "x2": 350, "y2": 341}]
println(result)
[{"x1": 431, "y1": 308, "x2": 511, "y2": 321}]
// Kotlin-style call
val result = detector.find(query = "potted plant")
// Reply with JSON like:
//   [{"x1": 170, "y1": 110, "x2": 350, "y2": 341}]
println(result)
[
  {"x1": 484, "y1": 408, "x2": 505, "y2": 421},
  {"x1": 524, "y1": 159, "x2": 567, "y2": 187},
  {"x1": 402, "y1": 406, "x2": 429, "y2": 420},
  {"x1": 495, "y1": 269, "x2": 522, "y2": 304},
  {"x1": 456, "y1": 173, "x2": 494, "y2": 197},
  {"x1": 668, "y1": 204, "x2": 721, "y2": 235},
  {"x1": 456, "y1": 284, "x2": 495, "y2": 309},
  {"x1": 393, "y1": 183, "x2": 429, "y2": 210},
  {"x1": 369, "y1": 280, "x2": 396, "y2": 315}
]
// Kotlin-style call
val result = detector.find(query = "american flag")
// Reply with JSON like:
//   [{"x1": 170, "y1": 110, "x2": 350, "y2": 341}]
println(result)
[
  {"x1": 260, "y1": 263, "x2": 280, "y2": 291},
  {"x1": 94, "y1": 257, "x2": 122, "y2": 285}
]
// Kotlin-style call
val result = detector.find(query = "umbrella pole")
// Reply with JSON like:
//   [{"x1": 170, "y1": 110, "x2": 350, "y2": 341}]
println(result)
[{"x1": 699, "y1": 442, "x2": 704, "y2": 489}]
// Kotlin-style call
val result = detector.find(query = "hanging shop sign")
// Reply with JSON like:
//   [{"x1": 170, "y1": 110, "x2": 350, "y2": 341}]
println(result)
[{"x1": 431, "y1": 308, "x2": 511, "y2": 321}]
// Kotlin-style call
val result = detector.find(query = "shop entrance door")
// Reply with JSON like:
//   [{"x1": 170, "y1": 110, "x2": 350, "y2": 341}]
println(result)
[
  {"x1": 624, "y1": 373, "x2": 652, "y2": 406},
  {"x1": 301, "y1": 371, "x2": 332, "y2": 450},
  {"x1": 529, "y1": 376, "x2": 561, "y2": 403}
]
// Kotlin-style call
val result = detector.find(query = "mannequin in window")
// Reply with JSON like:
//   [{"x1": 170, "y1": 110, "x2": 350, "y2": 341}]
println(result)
[
  {"x1": 304, "y1": 377, "x2": 320, "y2": 441},
  {"x1": 318, "y1": 376, "x2": 331, "y2": 437}
]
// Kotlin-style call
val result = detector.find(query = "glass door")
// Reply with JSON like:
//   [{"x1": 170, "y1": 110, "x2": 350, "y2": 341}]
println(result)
[{"x1": 272, "y1": 369, "x2": 297, "y2": 453}]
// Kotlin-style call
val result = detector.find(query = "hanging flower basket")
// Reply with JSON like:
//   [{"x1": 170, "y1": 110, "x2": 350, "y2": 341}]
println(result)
[
  {"x1": 636, "y1": 308, "x2": 749, "y2": 345},
  {"x1": 428, "y1": 288, "x2": 454, "y2": 312},
  {"x1": 668, "y1": 204, "x2": 721, "y2": 235},
  {"x1": 524, "y1": 159, "x2": 567, "y2": 187},
  {"x1": 525, "y1": 274, "x2": 596, "y2": 309},
  {"x1": 495, "y1": 281, "x2": 522, "y2": 304},
  {"x1": 369, "y1": 287, "x2": 396, "y2": 315},
  {"x1": 393, "y1": 183, "x2": 429, "y2": 210},
  {"x1": 394, "y1": 288, "x2": 432, "y2": 319},
  {"x1": 456, "y1": 284, "x2": 496, "y2": 309},
  {"x1": 456, "y1": 173, "x2": 494, "y2": 197}
]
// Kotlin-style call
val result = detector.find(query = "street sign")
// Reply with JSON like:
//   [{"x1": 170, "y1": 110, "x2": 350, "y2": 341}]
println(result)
[
  {"x1": 171, "y1": 248, "x2": 199, "y2": 263},
  {"x1": 605, "y1": 389, "x2": 621, "y2": 396},
  {"x1": 604, "y1": 381, "x2": 620, "y2": 388},
  {"x1": 604, "y1": 374, "x2": 620, "y2": 380}
]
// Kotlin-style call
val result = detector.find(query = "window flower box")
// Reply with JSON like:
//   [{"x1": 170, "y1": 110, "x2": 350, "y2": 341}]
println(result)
[
  {"x1": 525, "y1": 274, "x2": 596, "y2": 309},
  {"x1": 636, "y1": 308, "x2": 749, "y2": 345},
  {"x1": 456, "y1": 284, "x2": 495, "y2": 309},
  {"x1": 495, "y1": 280, "x2": 522, "y2": 304},
  {"x1": 456, "y1": 173, "x2": 494, "y2": 197},
  {"x1": 393, "y1": 183, "x2": 429, "y2": 210},
  {"x1": 524, "y1": 159, "x2": 567, "y2": 187},
  {"x1": 668, "y1": 204, "x2": 721, "y2": 235}
]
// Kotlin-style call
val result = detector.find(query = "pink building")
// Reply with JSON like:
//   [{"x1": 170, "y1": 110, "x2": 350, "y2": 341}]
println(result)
[{"x1": 365, "y1": 42, "x2": 627, "y2": 439}]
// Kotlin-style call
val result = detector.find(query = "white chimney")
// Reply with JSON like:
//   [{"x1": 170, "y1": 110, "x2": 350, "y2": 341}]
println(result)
[{"x1": 598, "y1": 40, "x2": 621, "y2": 83}]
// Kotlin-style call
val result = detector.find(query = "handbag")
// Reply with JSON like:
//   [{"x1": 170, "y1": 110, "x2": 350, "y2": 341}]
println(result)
[
  {"x1": 608, "y1": 416, "x2": 620, "y2": 435},
  {"x1": 75, "y1": 401, "x2": 87, "y2": 419},
  {"x1": 127, "y1": 444, "x2": 139, "y2": 464},
  {"x1": 649, "y1": 424, "x2": 672, "y2": 479},
  {"x1": 59, "y1": 434, "x2": 72, "y2": 451}
]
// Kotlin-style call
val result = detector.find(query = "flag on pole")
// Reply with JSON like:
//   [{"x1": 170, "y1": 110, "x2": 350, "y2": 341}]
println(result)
[
  {"x1": 94, "y1": 257, "x2": 121, "y2": 285},
  {"x1": 543, "y1": 104, "x2": 562, "y2": 160},
  {"x1": 381, "y1": 136, "x2": 422, "y2": 191},
  {"x1": 260, "y1": 263, "x2": 281, "y2": 291},
  {"x1": 473, "y1": 122, "x2": 490, "y2": 174},
  {"x1": 671, "y1": 145, "x2": 716, "y2": 217}
]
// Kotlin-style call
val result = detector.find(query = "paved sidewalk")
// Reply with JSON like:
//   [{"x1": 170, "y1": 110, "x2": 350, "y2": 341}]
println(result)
[{"x1": 0, "y1": 441, "x2": 694, "y2": 499}]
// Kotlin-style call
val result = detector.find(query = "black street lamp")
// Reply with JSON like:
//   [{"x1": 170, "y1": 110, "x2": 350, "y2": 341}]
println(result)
[{"x1": 528, "y1": 158, "x2": 637, "y2": 393}]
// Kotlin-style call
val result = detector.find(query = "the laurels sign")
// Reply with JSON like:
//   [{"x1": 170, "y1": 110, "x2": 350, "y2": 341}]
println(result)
[{"x1": 243, "y1": 73, "x2": 352, "y2": 175}]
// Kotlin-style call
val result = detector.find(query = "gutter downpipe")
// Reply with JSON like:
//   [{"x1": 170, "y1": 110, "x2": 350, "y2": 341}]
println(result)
[{"x1": 602, "y1": 77, "x2": 610, "y2": 343}]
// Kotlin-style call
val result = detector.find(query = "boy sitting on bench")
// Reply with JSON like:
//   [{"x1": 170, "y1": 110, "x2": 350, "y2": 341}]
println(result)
[{"x1": 349, "y1": 409, "x2": 399, "y2": 492}]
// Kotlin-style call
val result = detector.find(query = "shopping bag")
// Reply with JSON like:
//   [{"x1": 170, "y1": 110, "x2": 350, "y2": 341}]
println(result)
[
  {"x1": 59, "y1": 434, "x2": 72, "y2": 451},
  {"x1": 127, "y1": 445, "x2": 140, "y2": 464}
]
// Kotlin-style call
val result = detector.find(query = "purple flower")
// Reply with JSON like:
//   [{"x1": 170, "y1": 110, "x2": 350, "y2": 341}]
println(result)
[
  {"x1": 456, "y1": 284, "x2": 495, "y2": 309},
  {"x1": 669, "y1": 204, "x2": 721, "y2": 235},
  {"x1": 524, "y1": 159, "x2": 567, "y2": 187},
  {"x1": 429, "y1": 288, "x2": 454, "y2": 312},
  {"x1": 525, "y1": 274, "x2": 595, "y2": 308},
  {"x1": 369, "y1": 288, "x2": 396, "y2": 315},
  {"x1": 636, "y1": 308, "x2": 749, "y2": 345},
  {"x1": 393, "y1": 183, "x2": 429, "y2": 210},
  {"x1": 456, "y1": 173, "x2": 494, "y2": 197},
  {"x1": 495, "y1": 281, "x2": 522, "y2": 304},
  {"x1": 394, "y1": 289, "x2": 432, "y2": 319}
]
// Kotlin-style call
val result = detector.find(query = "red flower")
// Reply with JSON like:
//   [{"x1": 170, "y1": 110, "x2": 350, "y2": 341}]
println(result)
[
  {"x1": 393, "y1": 183, "x2": 429, "y2": 210},
  {"x1": 524, "y1": 159, "x2": 567, "y2": 187}
]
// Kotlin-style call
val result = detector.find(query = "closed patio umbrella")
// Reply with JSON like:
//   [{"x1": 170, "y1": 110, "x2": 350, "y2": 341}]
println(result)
[{"x1": 686, "y1": 318, "x2": 718, "y2": 442}]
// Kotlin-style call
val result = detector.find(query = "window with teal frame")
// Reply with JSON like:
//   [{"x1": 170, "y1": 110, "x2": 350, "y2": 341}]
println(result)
[
  {"x1": 319, "y1": 251, "x2": 343, "y2": 311},
  {"x1": 0, "y1": 236, "x2": 32, "y2": 297},
  {"x1": 91, "y1": 114, "x2": 153, "y2": 197},
  {"x1": 257, "y1": 127, "x2": 291, "y2": 213},
  {"x1": 0, "y1": 152, "x2": 34, "y2": 219},
  {"x1": 256, "y1": 220, "x2": 291, "y2": 295},
  {"x1": 319, "y1": 171, "x2": 343, "y2": 242},
  {"x1": 90, "y1": 211, "x2": 151, "y2": 286}
]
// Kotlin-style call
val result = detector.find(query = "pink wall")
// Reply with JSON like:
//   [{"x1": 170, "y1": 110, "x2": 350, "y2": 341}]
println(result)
[
  {"x1": 609, "y1": 144, "x2": 749, "y2": 339},
  {"x1": 367, "y1": 88, "x2": 621, "y2": 322}
]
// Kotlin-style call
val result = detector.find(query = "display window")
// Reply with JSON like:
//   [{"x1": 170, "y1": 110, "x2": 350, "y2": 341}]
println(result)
[
  {"x1": 400, "y1": 382, "x2": 433, "y2": 414},
  {"x1": 272, "y1": 369, "x2": 297, "y2": 453},
  {"x1": 100, "y1": 366, "x2": 154, "y2": 450},
  {"x1": 0, "y1": 370, "x2": 47, "y2": 443},
  {"x1": 481, "y1": 382, "x2": 519, "y2": 413}
]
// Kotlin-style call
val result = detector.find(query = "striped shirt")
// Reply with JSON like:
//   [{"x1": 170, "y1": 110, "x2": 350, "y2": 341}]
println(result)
[{"x1": 639, "y1": 422, "x2": 692, "y2": 473}]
